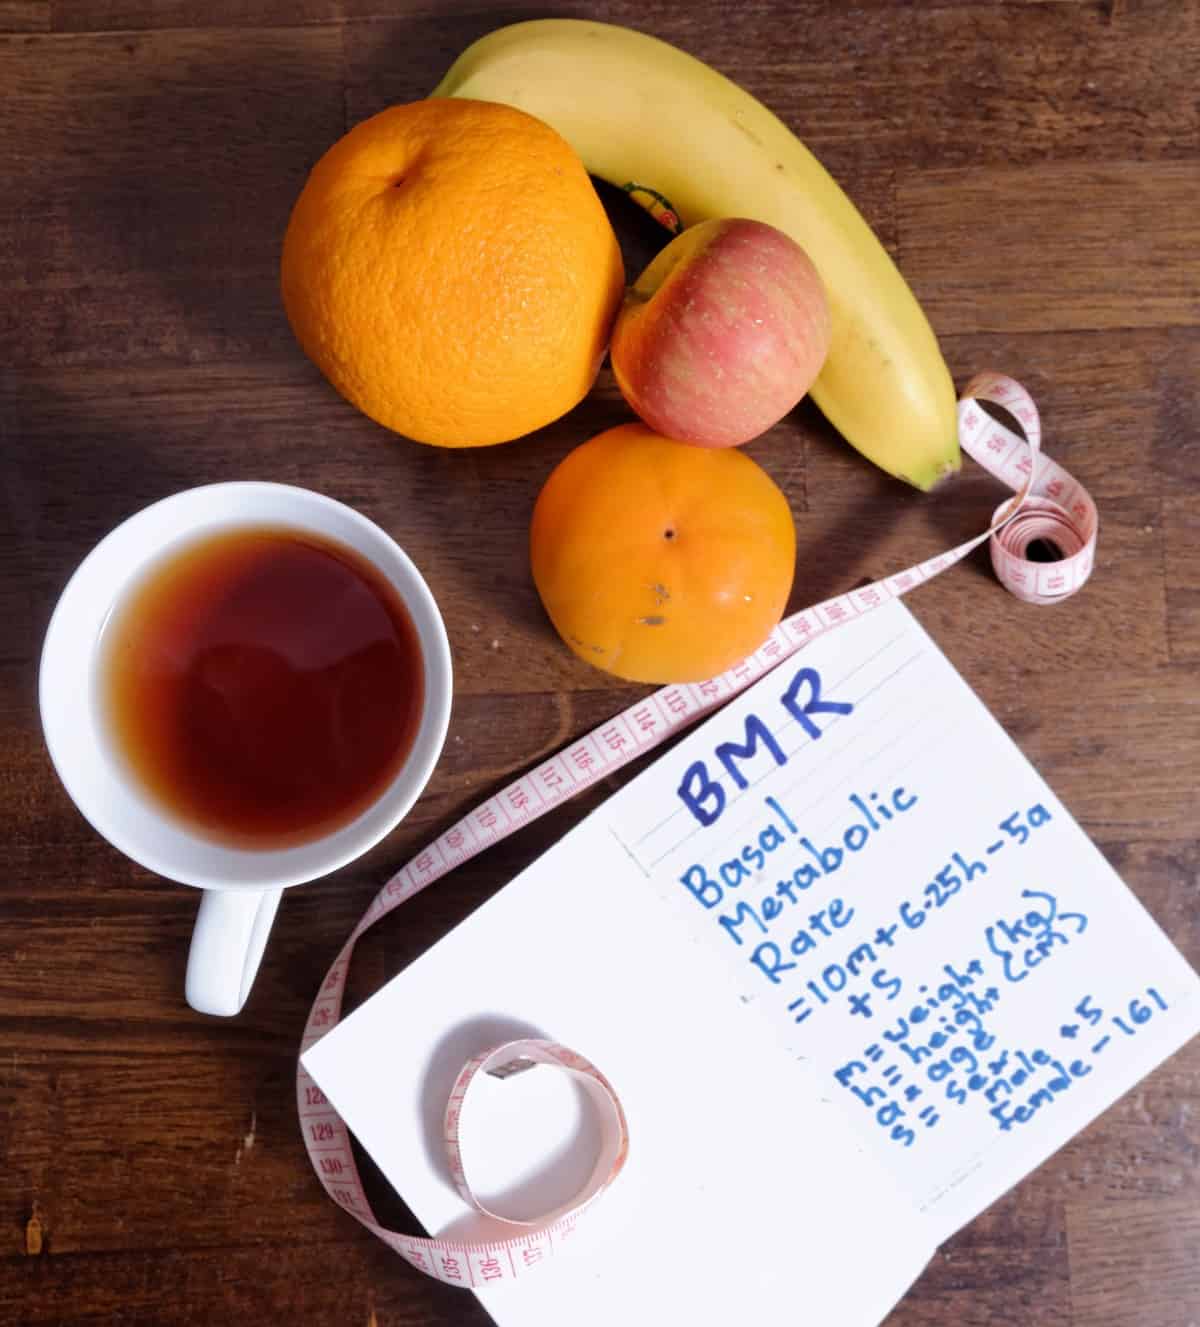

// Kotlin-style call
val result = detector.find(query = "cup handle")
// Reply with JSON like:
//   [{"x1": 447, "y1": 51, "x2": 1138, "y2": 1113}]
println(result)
[{"x1": 185, "y1": 888, "x2": 283, "y2": 1017}]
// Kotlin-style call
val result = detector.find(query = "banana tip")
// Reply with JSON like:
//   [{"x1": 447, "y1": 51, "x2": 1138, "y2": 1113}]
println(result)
[{"x1": 908, "y1": 452, "x2": 962, "y2": 494}]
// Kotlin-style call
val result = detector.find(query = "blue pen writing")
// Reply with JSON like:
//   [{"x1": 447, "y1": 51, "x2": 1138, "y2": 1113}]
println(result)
[
  {"x1": 676, "y1": 664, "x2": 853, "y2": 827},
  {"x1": 986, "y1": 888, "x2": 1088, "y2": 983}
]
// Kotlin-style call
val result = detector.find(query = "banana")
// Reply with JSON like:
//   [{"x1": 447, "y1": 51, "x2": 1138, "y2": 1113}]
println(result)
[{"x1": 432, "y1": 19, "x2": 960, "y2": 491}]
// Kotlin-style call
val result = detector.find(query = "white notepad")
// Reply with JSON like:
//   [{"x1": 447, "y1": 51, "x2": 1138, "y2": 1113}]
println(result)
[{"x1": 304, "y1": 600, "x2": 1200, "y2": 1325}]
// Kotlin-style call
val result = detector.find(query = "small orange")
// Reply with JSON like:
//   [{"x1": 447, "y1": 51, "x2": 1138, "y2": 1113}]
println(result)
[
  {"x1": 280, "y1": 99, "x2": 625, "y2": 447},
  {"x1": 530, "y1": 425, "x2": 796, "y2": 683}
]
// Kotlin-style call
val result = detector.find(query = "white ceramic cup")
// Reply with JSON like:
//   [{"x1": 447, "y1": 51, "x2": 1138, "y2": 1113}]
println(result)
[{"x1": 39, "y1": 482, "x2": 453, "y2": 1018}]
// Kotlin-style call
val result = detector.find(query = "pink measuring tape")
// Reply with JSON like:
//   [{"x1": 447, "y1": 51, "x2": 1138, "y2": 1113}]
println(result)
[{"x1": 297, "y1": 372, "x2": 1097, "y2": 1286}]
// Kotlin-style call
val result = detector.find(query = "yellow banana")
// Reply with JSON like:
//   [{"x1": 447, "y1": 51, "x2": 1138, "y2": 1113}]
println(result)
[{"x1": 432, "y1": 19, "x2": 960, "y2": 491}]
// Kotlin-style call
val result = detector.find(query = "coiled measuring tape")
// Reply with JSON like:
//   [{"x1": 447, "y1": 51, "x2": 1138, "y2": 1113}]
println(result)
[{"x1": 297, "y1": 373, "x2": 1097, "y2": 1287}]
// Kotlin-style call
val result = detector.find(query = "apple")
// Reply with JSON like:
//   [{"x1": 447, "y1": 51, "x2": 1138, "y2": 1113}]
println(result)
[{"x1": 609, "y1": 218, "x2": 832, "y2": 448}]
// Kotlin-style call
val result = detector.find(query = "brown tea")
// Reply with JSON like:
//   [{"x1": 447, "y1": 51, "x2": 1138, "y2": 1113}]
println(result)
[{"x1": 100, "y1": 525, "x2": 424, "y2": 849}]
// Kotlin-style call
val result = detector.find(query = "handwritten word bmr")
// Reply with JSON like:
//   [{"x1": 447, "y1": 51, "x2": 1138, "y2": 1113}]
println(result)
[{"x1": 676, "y1": 666, "x2": 853, "y2": 827}]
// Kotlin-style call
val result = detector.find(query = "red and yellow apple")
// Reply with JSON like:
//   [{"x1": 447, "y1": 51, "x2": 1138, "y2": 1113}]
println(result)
[{"x1": 609, "y1": 218, "x2": 832, "y2": 448}]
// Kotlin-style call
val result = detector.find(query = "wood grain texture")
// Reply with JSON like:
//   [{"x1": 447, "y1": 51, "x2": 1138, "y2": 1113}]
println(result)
[
  {"x1": 900, "y1": 162, "x2": 1200, "y2": 335},
  {"x1": 886, "y1": 1225, "x2": 1071, "y2": 1327},
  {"x1": 1165, "y1": 496, "x2": 1200, "y2": 663},
  {"x1": 46, "y1": 0, "x2": 1107, "y2": 34},
  {"x1": 1, "y1": 2, "x2": 1198, "y2": 1325},
  {"x1": 0, "y1": 28, "x2": 344, "y2": 368},
  {"x1": 0, "y1": 1, "x2": 46, "y2": 30},
  {"x1": 3, "y1": 1241, "x2": 471, "y2": 1326},
  {"x1": 1066, "y1": 1197, "x2": 1200, "y2": 1327}
]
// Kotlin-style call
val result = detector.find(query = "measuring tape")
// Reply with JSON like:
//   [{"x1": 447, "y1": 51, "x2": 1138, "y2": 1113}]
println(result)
[{"x1": 297, "y1": 373, "x2": 1097, "y2": 1287}]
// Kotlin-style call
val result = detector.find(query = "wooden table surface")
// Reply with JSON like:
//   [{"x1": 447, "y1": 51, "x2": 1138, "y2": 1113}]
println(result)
[{"x1": 3, "y1": 1, "x2": 1198, "y2": 1323}]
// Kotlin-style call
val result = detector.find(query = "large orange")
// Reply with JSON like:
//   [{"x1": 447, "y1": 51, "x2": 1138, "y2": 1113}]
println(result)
[
  {"x1": 280, "y1": 99, "x2": 624, "y2": 447},
  {"x1": 530, "y1": 425, "x2": 796, "y2": 683}
]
